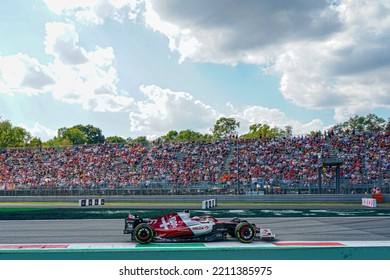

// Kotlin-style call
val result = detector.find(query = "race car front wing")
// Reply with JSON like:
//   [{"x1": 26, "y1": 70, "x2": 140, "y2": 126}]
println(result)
[{"x1": 257, "y1": 228, "x2": 275, "y2": 240}]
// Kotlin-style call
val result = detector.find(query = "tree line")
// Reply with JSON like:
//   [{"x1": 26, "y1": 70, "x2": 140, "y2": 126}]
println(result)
[{"x1": 0, "y1": 114, "x2": 389, "y2": 148}]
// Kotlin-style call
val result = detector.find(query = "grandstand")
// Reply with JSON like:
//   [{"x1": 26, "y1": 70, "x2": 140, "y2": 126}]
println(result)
[{"x1": 0, "y1": 130, "x2": 389, "y2": 196}]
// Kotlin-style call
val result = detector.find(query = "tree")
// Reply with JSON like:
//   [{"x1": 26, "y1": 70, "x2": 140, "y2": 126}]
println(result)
[
  {"x1": 164, "y1": 130, "x2": 178, "y2": 141},
  {"x1": 0, "y1": 119, "x2": 12, "y2": 147},
  {"x1": 211, "y1": 117, "x2": 240, "y2": 139},
  {"x1": 73, "y1": 124, "x2": 105, "y2": 144},
  {"x1": 199, "y1": 133, "x2": 213, "y2": 142},
  {"x1": 332, "y1": 114, "x2": 386, "y2": 133},
  {"x1": 0, "y1": 119, "x2": 33, "y2": 148},
  {"x1": 283, "y1": 125, "x2": 293, "y2": 137},
  {"x1": 46, "y1": 127, "x2": 82, "y2": 146},
  {"x1": 62, "y1": 128, "x2": 87, "y2": 145},
  {"x1": 176, "y1": 129, "x2": 202, "y2": 141},
  {"x1": 43, "y1": 137, "x2": 72, "y2": 147},
  {"x1": 242, "y1": 123, "x2": 280, "y2": 139},
  {"x1": 106, "y1": 136, "x2": 127, "y2": 144},
  {"x1": 0, "y1": 120, "x2": 15, "y2": 148},
  {"x1": 133, "y1": 136, "x2": 149, "y2": 145},
  {"x1": 57, "y1": 127, "x2": 67, "y2": 139},
  {"x1": 27, "y1": 137, "x2": 42, "y2": 147},
  {"x1": 55, "y1": 124, "x2": 105, "y2": 145}
]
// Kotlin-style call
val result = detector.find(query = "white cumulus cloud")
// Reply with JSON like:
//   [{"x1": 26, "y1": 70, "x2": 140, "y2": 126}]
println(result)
[
  {"x1": 45, "y1": 22, "x2": 88, "y2": 65},
  {"x1": 138, "y1": 0, "x2": 390, "y2": 121},
  {"x1": 129, "y1": 85, "x2": 219, "y2": 136},
  {"x1": 39, "y1": 0, "x2": 390, "y2": 126},
  {"x1": 19, "y1": 122, "x2": 57, "y2": 141},
  {"x1": 0, "y1": 53, "x2": 54, "y2": 95},
  {"x1": 231, "y1": 105, "x2": 325, "y2": 136},
  {"x1": 43, "y1": 0, "x2": 142, "y2": 25},
  {"x1": 129, "y1": 85, "x2": 325, "y2": 138},
  {"x1": 0, "y1": 21, "x2": 135, "y2": 113}
]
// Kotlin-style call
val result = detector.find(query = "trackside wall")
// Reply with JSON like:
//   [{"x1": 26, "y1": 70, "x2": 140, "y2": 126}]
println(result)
[{"x1": 0, "y1": 194, "x2": 389, "y2": 203}]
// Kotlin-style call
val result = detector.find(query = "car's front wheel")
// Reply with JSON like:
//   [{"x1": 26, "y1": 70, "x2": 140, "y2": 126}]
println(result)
[
  {"x1": 134, "y1": 223, "x2": 154, "y2": 244},
  {"x1": 235, "y1": 222, "x2": 256, "y2": 243}
]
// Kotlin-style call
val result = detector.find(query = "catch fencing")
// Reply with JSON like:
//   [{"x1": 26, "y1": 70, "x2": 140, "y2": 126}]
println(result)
[{"x1": 0, "y1": 179, "x2": 389, "y2": 196}]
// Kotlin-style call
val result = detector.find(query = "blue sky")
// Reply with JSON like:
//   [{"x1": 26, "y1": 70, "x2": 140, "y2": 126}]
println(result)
[{"x1": 0, "y1": 0, "x2": 389, "y2": 140}]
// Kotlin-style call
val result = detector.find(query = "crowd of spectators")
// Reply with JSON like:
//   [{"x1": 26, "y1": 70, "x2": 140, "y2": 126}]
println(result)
[
  {"x1": 136, "y1": 140, "x2": 230, "y2": 187},
  {"x1": 0, "y1": 130, "x2": 389, "y2": 192},
  {"x1": 225, "y1": 135, "x2": 324, "y2": 188},
  {"x1": 0, "y1": 140, "x2": 231, "y2": 191},
  {"x1": 224, "y1": 130, "x2": 390, "y2": 190},
  {"x1": 0, "y1": 143, "x2": 147, "y2": 190}
]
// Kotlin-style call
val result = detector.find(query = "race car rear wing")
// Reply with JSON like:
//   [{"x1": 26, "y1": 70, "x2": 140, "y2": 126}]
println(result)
[{"x1": 123, "y1": 214, "x2": 149, "y2": 234}]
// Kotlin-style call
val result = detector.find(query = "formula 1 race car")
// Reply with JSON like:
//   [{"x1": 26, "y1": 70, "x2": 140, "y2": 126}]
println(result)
[{"x1": 123, "y1": 210, "x2": 275, "y2": 244}]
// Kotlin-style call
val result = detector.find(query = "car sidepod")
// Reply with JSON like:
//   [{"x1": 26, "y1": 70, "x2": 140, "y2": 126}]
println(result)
[{"x1": 188, "y1": 222, "x2": 214, "y2": 236}]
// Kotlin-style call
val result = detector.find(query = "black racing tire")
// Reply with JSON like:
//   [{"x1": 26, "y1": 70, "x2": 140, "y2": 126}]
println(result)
[
  {"x1": 235, "y1": 222, "x2": 256, "y2": 243},
  {"x1": 134, "y1": 223, "x2": 154, "y2": 244}
]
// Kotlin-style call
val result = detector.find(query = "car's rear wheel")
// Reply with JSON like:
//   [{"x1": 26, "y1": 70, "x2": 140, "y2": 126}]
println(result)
[
  {"x1": 134, "y1": 223, "x2": 154, "y2": 244},
  {"x1": 235, "y1": 222, "x2": 256, "y2": 243}
]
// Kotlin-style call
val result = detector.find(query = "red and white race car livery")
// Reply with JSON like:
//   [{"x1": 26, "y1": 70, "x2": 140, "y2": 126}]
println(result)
[{"x1": 123, "y1": 210, "x2": 275, "y2": 244}]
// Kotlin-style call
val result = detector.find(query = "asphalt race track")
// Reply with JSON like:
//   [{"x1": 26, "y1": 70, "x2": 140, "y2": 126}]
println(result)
[{"x1": 0, "y1": 217, "x2": 389, "y2": 244}]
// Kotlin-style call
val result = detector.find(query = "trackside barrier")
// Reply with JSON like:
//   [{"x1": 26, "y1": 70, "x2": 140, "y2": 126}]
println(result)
[
  {"x1": 362, "y1": 198, "x2": 376, "y2": 208},
  {"x1": 202, "y1": 199, "x2": 217, "y2": 209},
  {"x1": 79, "y1": 198, "x2": 105, "y2": 207}
]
